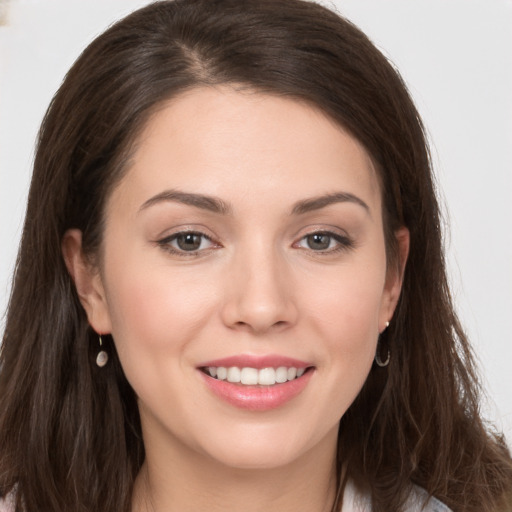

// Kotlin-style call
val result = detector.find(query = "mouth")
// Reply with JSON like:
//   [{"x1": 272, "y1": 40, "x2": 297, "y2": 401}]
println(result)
[
  {"x1": 197, "y1": 356, "x2": 315, "y2": 411},
  {"x1": 199, "y1": 365, "x2": 310, "y2": 386}
]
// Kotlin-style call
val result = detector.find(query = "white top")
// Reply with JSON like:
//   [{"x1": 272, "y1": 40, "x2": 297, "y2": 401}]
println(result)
[
  {"x1": 0, "y1": 481, "x2": 452, "y2": 512},
  {"x1": 342, "y1": 479, "x2": 452, "y2": 511},
  {"x1": 0, "y1": 492, "x2": 13, "y2": 512}
]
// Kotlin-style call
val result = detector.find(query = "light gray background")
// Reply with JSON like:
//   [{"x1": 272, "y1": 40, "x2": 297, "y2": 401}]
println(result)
[{"x1": 1, "y1": 0, "x2": 511, "y2": 445}]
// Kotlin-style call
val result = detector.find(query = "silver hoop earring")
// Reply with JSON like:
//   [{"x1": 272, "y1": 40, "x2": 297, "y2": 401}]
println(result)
[
  {"x1": 96, "y1": 335, "x2": 109, "y2": 367},
  {"x1": 374, "y1": 346, "x2": 391, "y2": 367},
  {"x1": 375, "y1": 321, "x2": 391, "y2": 367}
]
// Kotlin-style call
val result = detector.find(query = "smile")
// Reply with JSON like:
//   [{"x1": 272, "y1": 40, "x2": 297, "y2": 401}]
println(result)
[
  {"x1": 202, "y1": 366, "x2": 306, "y2": 386},
  {"x1": 197, "y1": 356, "x2": 314, "y2": 411}
]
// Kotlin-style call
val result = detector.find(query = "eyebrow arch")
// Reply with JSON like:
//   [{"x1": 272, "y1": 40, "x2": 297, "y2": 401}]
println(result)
[
  {"x1": 291, "y1": 192, "x2": 370, "y2": 215},
  {"x1": 139, "y1": 190, "x2": 232, "y2": 215}
]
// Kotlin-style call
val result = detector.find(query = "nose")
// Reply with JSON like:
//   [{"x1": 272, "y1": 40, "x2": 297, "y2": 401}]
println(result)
[{"x1": 220, "y1": 244, "x2": 298, "y2": 335}]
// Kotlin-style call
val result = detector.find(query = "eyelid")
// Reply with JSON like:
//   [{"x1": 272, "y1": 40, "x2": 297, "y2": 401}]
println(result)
[
  {"x1": 292, "y1": 227, "x2": 354, "y2": 253},
  {"x1": 156, "y1": 228, "x2": 221, "y2": 256},
  {"x1": 154, "y1": 224, "x2": 354, "y2": 256}
]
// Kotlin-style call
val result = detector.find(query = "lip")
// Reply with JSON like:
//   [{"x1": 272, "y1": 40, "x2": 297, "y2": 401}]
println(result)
[
  {"x1": 197, "y1": 354, "x2": 315, "y2": 411},
  {"x1": 197, "y1": 354, "x2": 311, "y2": 369}
]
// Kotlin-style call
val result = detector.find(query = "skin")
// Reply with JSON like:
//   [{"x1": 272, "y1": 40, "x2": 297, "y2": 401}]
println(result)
[{"x1": 63, "y1": 86, "x2": 409, "y2": 512}]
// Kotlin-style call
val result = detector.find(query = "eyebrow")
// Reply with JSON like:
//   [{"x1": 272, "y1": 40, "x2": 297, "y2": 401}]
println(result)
[
  {"x1": 291, "y1": 192, "x2": 370, "y2": 215},
  {"x1": 139, "y1": 190, "x2": 232, "y2": 215},
  {"x1": 139, "y1": 189, "x2": 369, "y2": 216}
]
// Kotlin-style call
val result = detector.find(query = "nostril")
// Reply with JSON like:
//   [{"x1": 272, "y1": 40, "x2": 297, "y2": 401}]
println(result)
[
  {"x1": 244, "y1": 319, "x2": 291, "y2": 334},
  {"x1": 220, "y1": 282, "x2": 299, "y2": 333}
]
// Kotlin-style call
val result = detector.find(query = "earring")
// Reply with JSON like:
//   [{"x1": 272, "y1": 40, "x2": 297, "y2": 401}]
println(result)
[
  {"x1": 375, "y1": 321, "x2": 391, "y2": 367},
  {"x1": 374, "y1": 345, "x2": 391, "y2": 367},
  {"x1": 96, "y1": 335, "x2": 109, "y2": 367}
]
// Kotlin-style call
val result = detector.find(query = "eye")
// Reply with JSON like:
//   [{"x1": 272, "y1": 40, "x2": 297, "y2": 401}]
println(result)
[
  {"x1": 158, "y1": 231, "x2": 216, "y2": 254},
  {"x1": 295, "y1": 231, "x2": 353, "y2": 253}
]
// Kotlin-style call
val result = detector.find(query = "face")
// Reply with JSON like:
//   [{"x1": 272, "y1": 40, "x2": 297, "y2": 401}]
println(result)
[{"x1": 65, "y1": 86, "x2": 407, "y2": 471}]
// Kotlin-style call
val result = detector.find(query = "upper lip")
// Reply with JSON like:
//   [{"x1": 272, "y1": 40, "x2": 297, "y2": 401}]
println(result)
[{"x1": 197, "y1": 354, "x2": 311, "y2": 369}]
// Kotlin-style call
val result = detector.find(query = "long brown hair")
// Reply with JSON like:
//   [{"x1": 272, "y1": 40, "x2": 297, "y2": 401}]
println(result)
[{"x1": 1, "y1": 1, "x2": 511, "y2": 511}]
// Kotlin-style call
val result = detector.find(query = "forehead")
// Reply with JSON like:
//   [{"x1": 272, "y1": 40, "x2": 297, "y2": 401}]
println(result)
[{"x1": 111, "y1": 86, "x2": 381, "y2": 215}]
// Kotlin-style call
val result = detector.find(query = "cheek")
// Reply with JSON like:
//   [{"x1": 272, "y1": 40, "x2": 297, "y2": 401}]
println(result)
[
  {"x1": 100, "y1": 255, "x2": 223, "y2": 430},
  {"x1": 300, "y1": 253, "x2": 387, "y2": 394},
  {"x1": 304, "y1": 258, "x2": 387, "y2": 342},
  {"x1": 101, "y1": 250, "x2": 221, "y2": 367}
]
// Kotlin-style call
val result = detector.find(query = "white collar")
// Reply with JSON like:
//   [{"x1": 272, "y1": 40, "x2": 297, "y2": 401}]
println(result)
[{"x1": 341, "y1": 479, "x2": 452, "y2": 512}]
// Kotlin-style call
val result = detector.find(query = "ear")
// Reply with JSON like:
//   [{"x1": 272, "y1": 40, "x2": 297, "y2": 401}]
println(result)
[
  {"x1": 379, "y1": 226, "x2": 410, "y2": 331},
  {"x1": 62, "y1": 229, "x2": 112, "y2": 334}
]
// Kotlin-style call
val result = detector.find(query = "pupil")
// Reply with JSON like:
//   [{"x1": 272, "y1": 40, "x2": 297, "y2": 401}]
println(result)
[
  {"x1": 308, "y1": 234, "x2": 330, "y2": 250},
  {"x1": 177, "y1": 233, "x2": 201, "y2": 251}
]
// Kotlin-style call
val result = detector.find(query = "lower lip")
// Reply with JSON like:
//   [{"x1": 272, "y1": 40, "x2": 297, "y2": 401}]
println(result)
[{"x1": 199, "y1": 369, "x2": 314, "y2": 411}]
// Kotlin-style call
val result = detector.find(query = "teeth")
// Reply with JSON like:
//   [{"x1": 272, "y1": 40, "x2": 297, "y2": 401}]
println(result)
[
  {"x1": 258, "y1": 367, "x2": 276, "y2": 386},
  {"x1": 240, "y1": 367, "x2": 259, "y2": 385},
  {"x1": 205, "y1": 366, "x2": 308, "y2": 386},
  {"x1": 275, "y1": 367, "x2": 288, "y2": 383},
  {"x1": 227, "y1": 367, "x2": 241, "y2": 383}
]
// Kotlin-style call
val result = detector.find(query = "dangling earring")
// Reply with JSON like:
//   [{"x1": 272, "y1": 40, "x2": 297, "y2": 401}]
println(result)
[
  {"x1": 96, "y1": 335, "x2": 109, "y2": 367},
  {"x1": 375, "y1": 321, "x2": 390, "y2": 367}
]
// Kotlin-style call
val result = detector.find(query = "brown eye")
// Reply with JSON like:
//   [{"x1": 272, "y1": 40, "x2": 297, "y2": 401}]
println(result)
[
  {"x1": 176, "y1": 233, "x2": 204, "y2": 251},
  {"x1": 295, "y1": 231, "x2": 353, "y2": 253},
  {"x1": 306, "y1": 233, "x2": 332, "y2": 250},
  {"x1": 158, "y1": 231, "x2": 215, "y2": 254}
]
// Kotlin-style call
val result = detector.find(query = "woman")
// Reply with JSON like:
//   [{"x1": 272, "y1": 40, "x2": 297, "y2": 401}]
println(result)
[{"x1": 0, "y1": 0, "x2": 511, "y2": 511}]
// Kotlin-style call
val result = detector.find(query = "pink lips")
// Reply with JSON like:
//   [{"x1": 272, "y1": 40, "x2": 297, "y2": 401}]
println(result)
[
  {"x1": 198, "y1": 354, "x2": 310, "y2": 370},
  {"x1": 197, "y1": 354, "x2": 314, "y2": 411}
]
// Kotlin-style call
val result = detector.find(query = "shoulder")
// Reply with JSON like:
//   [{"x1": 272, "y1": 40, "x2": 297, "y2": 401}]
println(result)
[
  {"x1": 342, "y1": 478, "x2": 452, "y2": 512},
  {"x1": 405, "y1": 486, "x2": 453, "y2": 512},
  {"x1": 406, "y1": 485, "x2": 451, "y2": 512}
]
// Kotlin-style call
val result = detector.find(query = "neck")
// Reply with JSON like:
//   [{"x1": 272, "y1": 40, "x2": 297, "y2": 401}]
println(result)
[{"x1": 132, "y1": 428, "x2": 339, "y2": 512}]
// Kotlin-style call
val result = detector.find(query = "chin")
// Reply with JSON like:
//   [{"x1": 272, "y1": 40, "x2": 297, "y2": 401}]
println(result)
[
  {"x1": 205, "y1": 443, "x2": 304, "y2": 471},
  {"x1": 194, "y1": 420, "x2": 336, "y2": 472}
]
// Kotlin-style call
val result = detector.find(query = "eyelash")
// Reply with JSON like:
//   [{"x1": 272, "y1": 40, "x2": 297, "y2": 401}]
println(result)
[
  {"x1": 294, "y1": 231, "x2": 354, "y2": 254},
  {"x1": 156, "y1": 230, "x2": 354, "y2": 257},
  {"x1": 157, "y1": 231, "x2": 217, "y2": 256}
]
